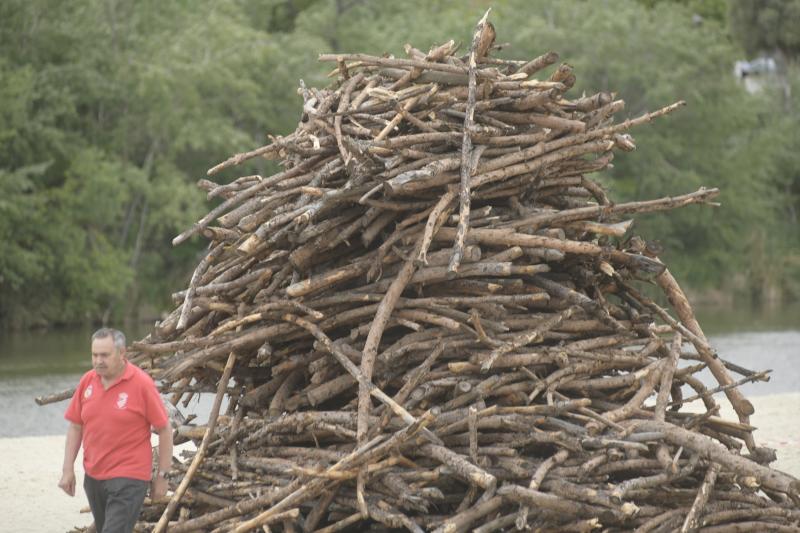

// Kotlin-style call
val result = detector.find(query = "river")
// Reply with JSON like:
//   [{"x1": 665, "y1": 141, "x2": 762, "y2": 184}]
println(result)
[{"x1": 1, "y1": 304, "x2": 798, "y2": 438}]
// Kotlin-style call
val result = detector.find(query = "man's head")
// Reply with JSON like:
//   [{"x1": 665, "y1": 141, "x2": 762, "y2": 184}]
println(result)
[{"x1": 91, "y1": 328, "x2": 127, "y2": 380}]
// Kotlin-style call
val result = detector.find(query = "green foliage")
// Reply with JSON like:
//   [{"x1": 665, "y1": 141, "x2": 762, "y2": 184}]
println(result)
[
  {"x1": 0, "y1": 163, "x2": 53, "y2": 291},
  {"x1": 0, "y1": 0, "x2": 321, "y2": 327},
  {"x1": 1, "y1": 0, "x2": 797, "y2": 327},
  {"x1": 730, "y1": 0, "x2": 800, "y2": 58},
  {"x1": 635, "y1": 0, "x2": 728, "y2": 22}
]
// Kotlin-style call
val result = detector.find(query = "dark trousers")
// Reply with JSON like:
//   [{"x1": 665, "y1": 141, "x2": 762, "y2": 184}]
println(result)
[{"x1": 83, "y1": 474, "x2": 148, "y2": 533}]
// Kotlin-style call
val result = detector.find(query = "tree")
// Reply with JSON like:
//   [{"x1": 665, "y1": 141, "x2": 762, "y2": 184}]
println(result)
[
  {"x1": 730, "y1": 0, "x2": 800, "y2": 59},
  {"x1": 0, "y1": 0, "x2": 323, "y2": 327}
]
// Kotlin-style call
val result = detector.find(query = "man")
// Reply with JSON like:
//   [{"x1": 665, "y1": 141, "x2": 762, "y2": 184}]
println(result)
[{"x1": 58, "y1": 328, "x2": 173, "y2": 533}]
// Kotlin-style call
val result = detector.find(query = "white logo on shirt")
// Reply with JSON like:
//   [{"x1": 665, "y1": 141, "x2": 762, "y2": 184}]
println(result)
[
  {"x1": 84, "y1": 385, "x2": 93, "y2": 399},
  {"x1": 116, "y1": 392, "x2": 128, "y2": 409}
]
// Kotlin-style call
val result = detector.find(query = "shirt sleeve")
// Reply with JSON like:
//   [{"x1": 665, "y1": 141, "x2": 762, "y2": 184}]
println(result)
[
  {"x1": 64, "y1": 377, "x2": 85, "y2": 425},
  {"x1": 142, "y1": 373, "x2": 169, "y2": 429}
]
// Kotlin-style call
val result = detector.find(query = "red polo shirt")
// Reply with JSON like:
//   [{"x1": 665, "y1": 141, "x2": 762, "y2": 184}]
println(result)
[{"x1": 65, "y1": 362, "x2": 168, "y2": 481}]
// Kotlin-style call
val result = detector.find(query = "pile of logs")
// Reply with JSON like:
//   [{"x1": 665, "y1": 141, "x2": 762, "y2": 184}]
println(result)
[{"x1": 48, "y1": 12, "x2": 800, "y2": 533}]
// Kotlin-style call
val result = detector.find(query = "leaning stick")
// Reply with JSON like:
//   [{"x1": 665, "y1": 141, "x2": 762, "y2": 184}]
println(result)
[
  {"x1": 358, "y1": 188, "x2": 457, "y2": 448},
  {"x1": 153, "y1": 350, "x2": 237, "y2": 533},
  {"x1": 177, "y1": 243, "x2": 223, "y2": 330},
  {"x1": 516, "y1": 448, "x2": 569, "y2": 529},
  {"x1": 656, "y1": 266, "x2": 755, "y2": 419},
  {"x1": 681, "y1": 462, "x2": 721, "y2": 533}
]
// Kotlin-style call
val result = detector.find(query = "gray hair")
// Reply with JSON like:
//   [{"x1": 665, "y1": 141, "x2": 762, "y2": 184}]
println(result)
[{"x1": 92, "y1": 328, "x2": 126, "y2": 352}]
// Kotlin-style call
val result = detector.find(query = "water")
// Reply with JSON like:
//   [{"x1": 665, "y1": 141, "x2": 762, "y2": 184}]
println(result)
[
  {"x1": 694, "y1": 303, "x2": 800, "y2": 336},
  {"x1": 690, "y1": 303, "x2": 800, "y2": 398},
  {"x1": 0, "y1": 323, "x2": 155, "y2": 438},
  {"x1": 1, "y1": 305, "x2": 798, "y2": 438}
]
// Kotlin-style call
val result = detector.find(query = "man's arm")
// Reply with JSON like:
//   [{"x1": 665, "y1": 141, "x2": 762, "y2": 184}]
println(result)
[
  {"x1": 58, "y1": 422, "x2": 82, "y2": 496},
  {"x1": 151, "y1": 425, "x2": 174, "y2": 500}
]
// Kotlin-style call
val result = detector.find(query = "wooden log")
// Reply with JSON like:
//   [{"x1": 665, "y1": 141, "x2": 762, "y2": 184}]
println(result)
[{"x1": 633, "y1": 419, "x2": 800, "y2": 496}]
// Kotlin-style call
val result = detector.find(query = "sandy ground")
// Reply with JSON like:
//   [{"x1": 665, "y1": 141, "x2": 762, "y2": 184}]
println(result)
[
  {"x1": 0, "y1": 435, "x2": 192, "y2": 533},
  {"x1": 683, "y1": 392, "x2": 800, "y2": 476},
  {"x1": 0, "y1": 435, "x2": 94, "y2": 532},
  {"x1": 1, "y1": 394, "x2": 798, "y2": 533}
]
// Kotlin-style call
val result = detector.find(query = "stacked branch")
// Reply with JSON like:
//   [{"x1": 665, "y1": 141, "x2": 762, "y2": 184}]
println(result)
[{"x1": 46, "y1": 14, "x2": 800, "y2": 533}]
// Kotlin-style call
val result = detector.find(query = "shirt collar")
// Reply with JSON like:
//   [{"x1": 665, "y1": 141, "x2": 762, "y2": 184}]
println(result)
[
  {"x1": 120, "y1": 361, "x2": 135, "y2": 382},
  {"x1": 92, "y1": 361, "x2": 134, "y2": 389}
]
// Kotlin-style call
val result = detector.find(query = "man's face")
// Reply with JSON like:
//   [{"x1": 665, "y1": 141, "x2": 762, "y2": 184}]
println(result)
[{"x1": 91, "y1": 336, "x2": 126, "y2": 379}]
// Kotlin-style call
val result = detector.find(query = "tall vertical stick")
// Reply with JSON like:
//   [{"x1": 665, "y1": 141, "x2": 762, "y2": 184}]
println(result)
[{"x1": 449, "y1": 9, "x2": 491, "y2": 275}]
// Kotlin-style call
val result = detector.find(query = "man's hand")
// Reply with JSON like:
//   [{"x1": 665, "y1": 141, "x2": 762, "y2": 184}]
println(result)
[
  {"x1": 151, "y1": 476, "x2": 168, "y2": 500},
  {"x1": 152, "y1": 423, "x2": 173, "y2": 501},
  {"x1": 60, "y1": 422, "x2": 82, "y2": 497},
  {"x1": 58, "y1": 469, "x2": 76, "y2": 496}
]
